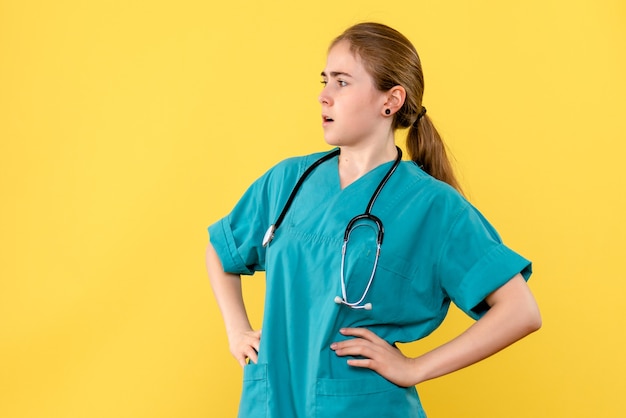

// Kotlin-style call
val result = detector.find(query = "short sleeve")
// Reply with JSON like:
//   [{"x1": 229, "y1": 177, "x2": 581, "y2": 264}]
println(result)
[
  {"x1": 438, "y1": 204, "x2": 532, "y2": 320},
  {"x1": 208, "y1": 173, "x2": 272, "y2": 275},
  {"x1": 207, "y1": 155, "x2": 315, "y2": 275}
]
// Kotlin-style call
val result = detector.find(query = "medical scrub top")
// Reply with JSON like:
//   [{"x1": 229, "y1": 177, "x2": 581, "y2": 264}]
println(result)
[{"x1": 208, "y1": 150, "x2": 532, "y2": 418}]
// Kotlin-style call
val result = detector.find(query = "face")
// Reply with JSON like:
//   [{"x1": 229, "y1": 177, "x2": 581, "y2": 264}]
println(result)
[{"x1": 319, "y1": 41, "x2": 389, "y2": 147}]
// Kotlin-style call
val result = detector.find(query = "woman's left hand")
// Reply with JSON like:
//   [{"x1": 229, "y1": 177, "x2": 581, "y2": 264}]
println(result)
[{"x1": 331, "y1": 327, "x2": 418, "y2": 387}]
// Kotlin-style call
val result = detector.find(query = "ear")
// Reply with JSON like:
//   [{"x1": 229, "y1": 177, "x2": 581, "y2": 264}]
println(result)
[{"x1": 383, "y1": 85, "x2": 406, "y2": 115}]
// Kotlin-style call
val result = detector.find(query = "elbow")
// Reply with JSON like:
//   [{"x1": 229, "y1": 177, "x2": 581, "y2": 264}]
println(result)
[
  {"x1": 525, "y1": 314, "x2": 542, "y2": 336},
  {"x1": 522, "y1": 302, "x2": 542, "y2": 335},
  {"x1": 501, "y1": 274, "x2": 542, "y2": 335},
  {"x1": 531, "y1": 309, "x2": 542, "y2": 333}
]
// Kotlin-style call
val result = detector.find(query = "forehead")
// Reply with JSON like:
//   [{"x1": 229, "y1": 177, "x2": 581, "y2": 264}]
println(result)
[{"x1": 324, "y1": 40, "x2": 368, "y2": 77}]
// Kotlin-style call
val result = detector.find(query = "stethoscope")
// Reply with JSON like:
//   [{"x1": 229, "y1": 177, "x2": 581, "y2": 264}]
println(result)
[{"x1": 262, "y1": 146, "x2": 402, "y2": 310}]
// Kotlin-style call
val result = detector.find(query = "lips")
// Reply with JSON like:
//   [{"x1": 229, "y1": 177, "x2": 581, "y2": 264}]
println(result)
[{"x1": 322, "y1": 115, "x2": 334, "y2": 123}]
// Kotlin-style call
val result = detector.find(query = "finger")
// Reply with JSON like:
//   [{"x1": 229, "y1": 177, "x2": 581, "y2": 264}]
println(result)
[
  {"x1": 248, "y1": 333, "x2": 261, "y2": 352},
  {"x1": 339, "y1": 327, "x2": 378, "y2": 341},
  {"x1": 331, "y1": 336, "x2": 368, "y2": 351},
  {"x1": 332, "y1": 331, "x2": 380, "y2": 349},
  {"x1": 332, "y1": 341, "x2": 377, "y2": 359},
  {"x1": 246, "y1": 347, "x2": 259, "y2": 364},
  {"x1": 346, "y1": 358, "x2": 376, "y2": 369},
  {"x1": 235, "y1": 354, "x2": 247, "y2": 368}
]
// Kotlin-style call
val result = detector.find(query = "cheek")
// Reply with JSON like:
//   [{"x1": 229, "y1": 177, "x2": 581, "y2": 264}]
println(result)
[{"x1": 350, "y1": 95, "x2": 381, "y2": 117}]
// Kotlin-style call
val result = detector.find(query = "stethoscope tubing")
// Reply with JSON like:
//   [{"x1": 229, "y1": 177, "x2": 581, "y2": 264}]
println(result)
[
  {"x1": 339, "y1": 223, "x2": 382, "y2": 309},
  {"x1": 262, "y1": 149, "x2": 340, "y2": 247},
  {"x1": 263, "y1": 146, "x2": 403, "y2": 310}
]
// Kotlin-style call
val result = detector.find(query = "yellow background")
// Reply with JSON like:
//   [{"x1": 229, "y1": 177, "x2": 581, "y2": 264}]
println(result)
[{"x1": 1, "y1": 0, "x2": 625, "y2": 417}]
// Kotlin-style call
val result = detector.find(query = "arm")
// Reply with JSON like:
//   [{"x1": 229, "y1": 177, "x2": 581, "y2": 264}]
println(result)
[
  {"x1": 331, "y1": 273, "x2": 541, "y2": 387},
  {"x1": 206, "y1": 241, "x2": 261, "y2": 367}
]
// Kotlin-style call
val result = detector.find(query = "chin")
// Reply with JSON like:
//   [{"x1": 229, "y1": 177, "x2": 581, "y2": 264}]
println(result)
[{"x1": 322, "y1": 134, "x2": 344, "y2": 147}]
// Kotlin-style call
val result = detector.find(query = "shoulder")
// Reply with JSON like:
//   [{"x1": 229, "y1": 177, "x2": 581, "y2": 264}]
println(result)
[
  {"x1": 396, "y1": 160, "x2": 468, "y2": 211},
  {"x1": 249, "y1": 149, "x2": 337, "y2": 195},
  {"x1": 395, "y1": 162, "x2": 510, "y2": 254},
  {"x1": 398, "y1": 163, "x2": 502, "y2": 240}
]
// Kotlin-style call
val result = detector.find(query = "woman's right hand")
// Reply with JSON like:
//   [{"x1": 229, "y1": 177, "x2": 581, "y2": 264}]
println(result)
[{"x1": 228, "y1": 328, "x2": 262, "y2": 367}]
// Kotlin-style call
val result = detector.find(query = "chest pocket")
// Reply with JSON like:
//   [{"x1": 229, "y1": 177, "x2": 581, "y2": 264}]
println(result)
[{"x1": 338, "y1": 225, "x2": 449, "y2": 333}]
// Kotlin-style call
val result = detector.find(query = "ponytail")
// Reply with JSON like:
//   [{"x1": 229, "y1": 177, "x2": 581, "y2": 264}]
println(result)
[
  {"x1": 331, "y1": 22, "x2": 463, "y2": 194},
  {"x1": 406, "y1": 114, "x2": 463, "y2": 194}
]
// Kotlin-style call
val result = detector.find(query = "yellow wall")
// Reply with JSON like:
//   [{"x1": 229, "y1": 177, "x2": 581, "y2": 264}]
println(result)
[{"x1": 1, "y1": 0, "x2": 625, "y2": 417}]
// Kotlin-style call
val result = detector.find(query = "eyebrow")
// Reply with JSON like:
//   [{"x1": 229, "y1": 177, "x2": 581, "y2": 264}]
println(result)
[{"x1": 320, "y1": 71, "x2": 353, "y2": 78}]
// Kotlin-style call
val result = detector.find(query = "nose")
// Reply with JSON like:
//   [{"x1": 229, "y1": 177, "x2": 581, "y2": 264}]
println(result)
[{"x1": 318, "y1": 86, "x2": 332, "y2": 106}]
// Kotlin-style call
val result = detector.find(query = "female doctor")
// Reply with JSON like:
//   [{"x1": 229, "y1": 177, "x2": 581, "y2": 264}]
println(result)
[{"x1": 206, "y1": 22, "x2": 541, "y2": 417}]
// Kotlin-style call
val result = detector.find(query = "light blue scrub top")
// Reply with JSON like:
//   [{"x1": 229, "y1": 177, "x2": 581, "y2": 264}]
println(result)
[{"x1": 209, "y1": 150, "x2": 532, "y2": 418}]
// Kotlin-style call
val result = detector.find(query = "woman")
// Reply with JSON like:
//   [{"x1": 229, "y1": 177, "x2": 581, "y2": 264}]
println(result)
[{"x1": 206, "y1": 22, "x2": 541, "y2": 417}]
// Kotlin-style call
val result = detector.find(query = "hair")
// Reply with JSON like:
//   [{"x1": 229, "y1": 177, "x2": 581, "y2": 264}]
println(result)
[{"x1": 330, "y1": 22, "x2": 463, "y2": 194}]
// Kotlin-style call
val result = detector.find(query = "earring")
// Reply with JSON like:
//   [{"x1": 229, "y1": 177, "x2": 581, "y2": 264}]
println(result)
[{"x1": 385, "y1": 109, "x2": 391, "y2": 115}]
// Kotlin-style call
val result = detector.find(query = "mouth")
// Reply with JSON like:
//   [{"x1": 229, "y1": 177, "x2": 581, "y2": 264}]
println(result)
[{"x1": 322, "y1": 115, "x2": 334, "y2": 124}]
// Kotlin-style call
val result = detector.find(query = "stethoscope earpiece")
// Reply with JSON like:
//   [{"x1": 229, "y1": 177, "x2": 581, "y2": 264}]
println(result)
[
  {"x1": 334, "y1": 295, "x2": 372, "y2": 310},
  {"x1": 262, "y1": 225, "x2": 276, "y2": 247}
]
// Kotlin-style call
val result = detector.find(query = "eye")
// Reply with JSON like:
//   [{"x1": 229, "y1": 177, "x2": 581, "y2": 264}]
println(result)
[
  {"x1": 338, "y1": 80, "x2": 348, "y2": 87},
  {"x1": 320, "y1": 80, "x2": 328, "y2": 86}
]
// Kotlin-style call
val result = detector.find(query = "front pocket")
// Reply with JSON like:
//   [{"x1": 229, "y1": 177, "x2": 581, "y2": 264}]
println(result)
[
  {"x1": 315, "y1": 376, "x2": 426, "y2": 417},
  {"x1": 237, "y1": 363, "x2": 268, "y2": 418}
]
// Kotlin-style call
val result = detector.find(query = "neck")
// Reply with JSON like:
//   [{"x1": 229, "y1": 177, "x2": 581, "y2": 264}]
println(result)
[{"x1": 338, "y1": 140, "x2": 398, "y2": 189}]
